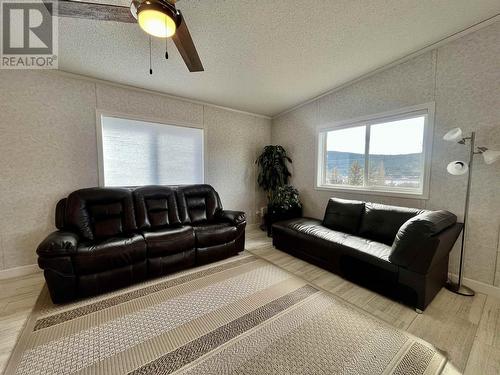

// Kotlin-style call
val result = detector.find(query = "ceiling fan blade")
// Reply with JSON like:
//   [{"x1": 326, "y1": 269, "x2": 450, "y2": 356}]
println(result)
[
  {"x1": 55, "y1": 0, "x2": 136, "y2": 23},
  {"x1": 172, "y1": 15, "x2": 204, "y2": 72}
]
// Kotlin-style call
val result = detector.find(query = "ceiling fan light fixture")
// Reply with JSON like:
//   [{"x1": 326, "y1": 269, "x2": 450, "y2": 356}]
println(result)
[{"x1": 137, "y1": 0, "x2": 178, "y2": 38}]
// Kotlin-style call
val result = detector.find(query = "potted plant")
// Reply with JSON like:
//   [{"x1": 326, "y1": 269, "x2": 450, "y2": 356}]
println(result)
[
  {"x1": 266, "y1": 185, "x2": 302, "y2": 235},
  {"x1": 255, "y1": 145, "x2": 302, "y2": 236}
]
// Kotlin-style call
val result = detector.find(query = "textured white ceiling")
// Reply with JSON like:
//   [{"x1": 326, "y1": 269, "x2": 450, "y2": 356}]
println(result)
[{"x1": 58, "y1": 0, "x2": 500, "y2": 116}]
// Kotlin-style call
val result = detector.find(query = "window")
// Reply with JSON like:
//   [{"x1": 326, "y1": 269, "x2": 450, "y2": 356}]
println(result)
[
  {"x1": 317, "y1": 104, "x2": 433, "y2": 198},
  {"x1": 98, "y1": 115, "x2": 204, "y2": 187}
]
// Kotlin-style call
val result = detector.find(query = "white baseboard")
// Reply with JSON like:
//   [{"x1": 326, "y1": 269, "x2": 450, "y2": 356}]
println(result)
[
  {"x1": 0, "y1": 264, "x2": 41, "y2": 280},
  {"x1": 448, "y1": 273, "x2": 500, "y2": 299}
]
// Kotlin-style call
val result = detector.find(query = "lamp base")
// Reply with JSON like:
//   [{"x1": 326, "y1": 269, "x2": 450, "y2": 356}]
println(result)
[{"x1": 445, "y1": 281, "x2": 475, "y2": 296}]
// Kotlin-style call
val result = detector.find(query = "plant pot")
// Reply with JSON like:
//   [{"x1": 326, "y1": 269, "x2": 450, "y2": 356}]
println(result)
[{"x1": 265, "y1": 204, "x2": 303, "y2": 237}]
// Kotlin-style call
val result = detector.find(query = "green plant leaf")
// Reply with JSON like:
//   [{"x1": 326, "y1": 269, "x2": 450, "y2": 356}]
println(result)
[{"x1": 255, "y1": 145, "x2": 293, "y2": 199}]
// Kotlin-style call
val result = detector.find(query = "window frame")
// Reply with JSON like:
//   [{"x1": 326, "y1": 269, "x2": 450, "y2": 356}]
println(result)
[
  {"x1": 96, "y1": 110, "x2": 205, "y2": 187},
  {"x1": 315, "y1": 103, "x2": 434, "y2": 199}
]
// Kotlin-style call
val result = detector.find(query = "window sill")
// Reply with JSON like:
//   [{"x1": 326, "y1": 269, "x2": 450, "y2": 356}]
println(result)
[{"x1": 314, "y1": 185, "x2": 429, "y2": 200}]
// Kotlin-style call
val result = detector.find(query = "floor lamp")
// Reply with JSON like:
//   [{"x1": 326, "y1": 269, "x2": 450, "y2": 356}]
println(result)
[{"x1": 443, "y1": 128, "x2": 500, "y2": 296}]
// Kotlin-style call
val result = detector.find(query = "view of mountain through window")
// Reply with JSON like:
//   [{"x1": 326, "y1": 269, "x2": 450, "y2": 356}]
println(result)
[
  {"x1": 326, "y1": 125, "x2": 366, "y2": 186},
  {"x1": 320, "y1": 111, "x2": 428, "y2": 195},
  {"x1": 368, "y1": 117, "x2": 424, "y2": 188}
]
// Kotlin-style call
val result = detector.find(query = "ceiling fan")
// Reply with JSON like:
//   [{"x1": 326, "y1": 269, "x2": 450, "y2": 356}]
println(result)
[{"x1": 53, "y1": 0, "x2": 204, "y2": 72}]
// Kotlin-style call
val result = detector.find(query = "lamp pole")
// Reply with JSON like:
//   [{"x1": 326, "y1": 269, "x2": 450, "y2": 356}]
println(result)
[{"x1": 446, "y1": 132, "x2": 475, "y2": 296}]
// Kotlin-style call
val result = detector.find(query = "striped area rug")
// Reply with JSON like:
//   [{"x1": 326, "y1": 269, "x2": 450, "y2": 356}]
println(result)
[{"x1": 5, "y1": 253, "x2": 446, "y2": 375}]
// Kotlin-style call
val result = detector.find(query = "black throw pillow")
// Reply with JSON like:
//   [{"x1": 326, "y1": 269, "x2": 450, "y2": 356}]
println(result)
[{"x1": 322, "y1": 198, "x2": 365, "y2": 234}]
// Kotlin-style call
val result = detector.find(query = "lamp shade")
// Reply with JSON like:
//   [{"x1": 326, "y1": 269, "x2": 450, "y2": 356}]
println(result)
[
  {"x1": 482, "y1": 149, "x2": 500, "y2": 165},
  {"x1": 443, "y1": 128, "x2": 463, "y2": 142},
  {"x1": 447, "y1": 161, "x2": 469, "y2": 175}
]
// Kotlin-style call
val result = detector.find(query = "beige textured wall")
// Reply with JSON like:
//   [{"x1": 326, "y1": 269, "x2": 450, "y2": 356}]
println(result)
[
  {"x1": 272, "y1": 22, "x2": 500, "y2": 286},
  {"x1": 0, "y1": 71, "x2": 271, "y2": 271}
]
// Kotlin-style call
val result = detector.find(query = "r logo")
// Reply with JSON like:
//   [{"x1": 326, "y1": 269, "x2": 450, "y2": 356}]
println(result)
[
  {"x1": 2, "y1": 2, "x2": 53, "y2": 55},
  {"x1": 1, "y1": 1, "x2": 57, "y2": 68}
]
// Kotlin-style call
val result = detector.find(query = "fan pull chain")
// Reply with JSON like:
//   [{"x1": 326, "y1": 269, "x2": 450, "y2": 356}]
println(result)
[
  {"x1": 165, "y1": 38, "x2": 169, "y2": 60},
  {"x1": 149, "y1": 36, "x2": 153, "y2": 75}
]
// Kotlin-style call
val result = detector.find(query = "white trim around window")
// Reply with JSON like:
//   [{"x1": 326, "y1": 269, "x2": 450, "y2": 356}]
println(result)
[
  {"x1": 95, "y1": 110, "x2": 206, "y2": 187},
  {"x1": 315, "y1": 103, "x2": 435, "y2": 199}
]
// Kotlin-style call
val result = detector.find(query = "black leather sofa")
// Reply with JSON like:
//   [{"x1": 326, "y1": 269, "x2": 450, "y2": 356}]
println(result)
[
  {"x1": 37, "y1": 184, "x2": 246, "y2": 303},
  {"x1": 272, "y1": 198, "x2": 462, "y2": 311}
]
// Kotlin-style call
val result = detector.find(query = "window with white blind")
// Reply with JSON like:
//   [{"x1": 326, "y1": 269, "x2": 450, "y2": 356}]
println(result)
[
  {"x1": 316, "y1": 104, "x2": 434, "y2": 198},
  {"x1": 98, "y1": 115, "x2": 204, "y2": 187}
]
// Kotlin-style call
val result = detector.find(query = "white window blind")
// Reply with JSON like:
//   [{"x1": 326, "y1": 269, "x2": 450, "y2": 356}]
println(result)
[{"x1": 100, "y1": 116, "x2": 204, "y2": 187}]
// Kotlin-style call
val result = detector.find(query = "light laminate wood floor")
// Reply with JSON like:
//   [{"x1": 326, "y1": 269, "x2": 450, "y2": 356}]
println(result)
[{"x1": 0, "y1": 227, "x2": 499, "y2": 374}]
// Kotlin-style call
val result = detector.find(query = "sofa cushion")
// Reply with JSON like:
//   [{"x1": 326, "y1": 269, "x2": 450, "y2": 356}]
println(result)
[
  {"x1": 133, "y1": 186, "x2": 181, "y2": 229},
  {"x1": 359, "y1": 203, "x2": 423, "y2": 245},
  {"x1": 390, "y1": 210, "x2": 457, "y2": 267},
  {"x1": 177, "y1": 185, "x2": 222, "y2": 224},
  {"x1": 273, "y1": 218, "x2": 395, "y2": 271},
  {"x1": 88, "y1": 202, "x2": 123, "y2": 238},
  {"x1": 66, "y1": 188, "x2": 137, "y2": 241},
  {"x1": 342, "y1": 235, "x2": 393, "y2": 265},
  {"x1": 73, "y1": 234, "x2": 146, "y2": 275},
  {"x1": 193, "y1": 223, "x2": 238, "y2": 248},
  {"x1": 322, "y1": 198, "x2": 364, "y2": 234},
  {"x1": 142, "y1": 226, "x2": 195, "y2": 257}
]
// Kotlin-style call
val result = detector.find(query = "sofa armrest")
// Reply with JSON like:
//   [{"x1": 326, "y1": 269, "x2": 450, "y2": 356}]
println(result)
[
  {"x1": 36, "y1": 231, "x2": 80, "y2": 258},
  {"x1": 216, "y1": 210, "x2": 246, "y2": 225},
  {"x1": 389, "y1": 210, "x2": 458, "y2": 270}
]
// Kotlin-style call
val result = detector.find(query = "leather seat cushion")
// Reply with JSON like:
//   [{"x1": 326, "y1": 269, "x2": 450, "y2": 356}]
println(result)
[
  {"x1": 359, "y1": 203, "x2": 424, "y2": 245},
  {"x1": 194, "y1": 223, "x2": 238, "y2": 248},
  {"x1": 142, "y1": 226, "x2": 195, "y2": 257},
  {"x1": 73, "y1": 234, "x2": 146, "y2": 275},
  {"x1": 274, "y1": 218, "x2": 395, "y2": 271}
]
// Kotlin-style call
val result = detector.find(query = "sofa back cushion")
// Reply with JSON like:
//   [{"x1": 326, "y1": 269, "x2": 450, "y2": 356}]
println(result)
[
  {"x1": 322, "y1": 198, "x2": 365, "y2": 234},
  {"x1": 133, "y1": 186, "x2": 181, "y2": 229},
  {"x1": 359, "y1": 203, "x2": 423, "y2": 245},
  {"x1": 389, "y1": 210, "x2": 457, "y2": 266},
  {"x1": 177, "y1": 185, "x2": 222, "y2": 224},
  {"x1": 65, "y1": 188, "x2": 137, "y2": 240}
]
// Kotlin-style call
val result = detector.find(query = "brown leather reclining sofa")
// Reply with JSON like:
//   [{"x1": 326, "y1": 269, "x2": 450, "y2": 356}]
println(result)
[
  {"x1": 272, "y1": 198, "x2": 462, "y2": 311},
  {"x1": 36, "y1": 184, "x2": 246, "y2": 303}
]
